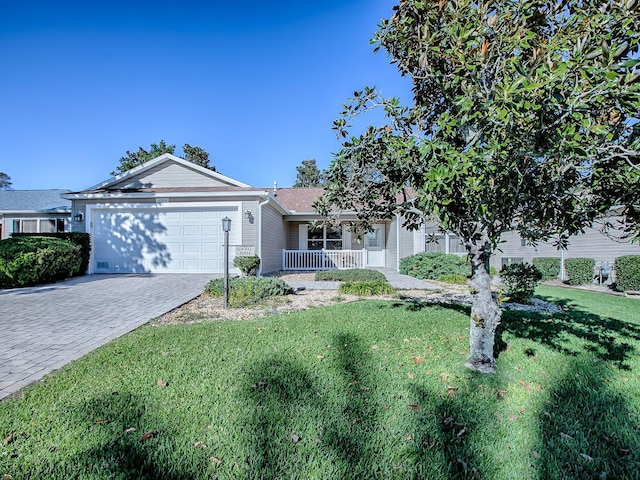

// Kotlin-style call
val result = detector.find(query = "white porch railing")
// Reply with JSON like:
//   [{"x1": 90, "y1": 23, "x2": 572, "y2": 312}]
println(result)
[{"x1": 282, "y1": 249, "x2": 366, "y2": 271}]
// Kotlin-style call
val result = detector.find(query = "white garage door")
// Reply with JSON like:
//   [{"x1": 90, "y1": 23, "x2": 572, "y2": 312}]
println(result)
[{"x1": 92, "y1": 207, "x2": 237, "y2": 273}]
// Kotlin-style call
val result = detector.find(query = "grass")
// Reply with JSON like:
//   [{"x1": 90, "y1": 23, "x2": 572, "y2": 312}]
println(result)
[{"x1": 1, "y1": 286, "x2": 639, "y2": 479}]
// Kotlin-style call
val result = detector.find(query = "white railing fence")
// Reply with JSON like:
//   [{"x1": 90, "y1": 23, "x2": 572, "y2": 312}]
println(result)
[{"x1": 282, "y1": 249, "x2": 366, "y2": 271}]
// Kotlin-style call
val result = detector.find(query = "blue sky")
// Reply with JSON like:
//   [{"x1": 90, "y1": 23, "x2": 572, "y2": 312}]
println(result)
[{"x1": 0, "y1": 0, "x2": 412, "y2": 191}]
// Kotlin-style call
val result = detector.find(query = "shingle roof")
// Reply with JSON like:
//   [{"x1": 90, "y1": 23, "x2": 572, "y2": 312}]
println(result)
[
  {"x1": 272, "y1": 187, "x2": 324, "y2": 213},
  {"x1": 0, "y1": 190, "x2": 71, "y2": 212}
]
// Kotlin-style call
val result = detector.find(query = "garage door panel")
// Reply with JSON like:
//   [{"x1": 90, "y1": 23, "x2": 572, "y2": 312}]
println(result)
[{"x1": 93, "y1": 207, "x2": 236, "y2": 273}]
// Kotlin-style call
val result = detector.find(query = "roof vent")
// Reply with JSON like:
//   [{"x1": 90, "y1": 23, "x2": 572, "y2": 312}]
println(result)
[{"x1": 273, "y1": 181, "x2": 278, "y2": 197}]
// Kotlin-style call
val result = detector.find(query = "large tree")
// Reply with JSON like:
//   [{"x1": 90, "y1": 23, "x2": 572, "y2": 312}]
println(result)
[
  {"x1": 293, "y1": 159, "x2": 325, "y2": 187},
  {"x1": 317, "y1": 0, "x2": 640, "y2": 372},
  {"x1": 111, "y1": 140, "x2": 215, "y2": 175},
  {"x1": 0, "y1": 172, "x2": 11, "y2": 190}
]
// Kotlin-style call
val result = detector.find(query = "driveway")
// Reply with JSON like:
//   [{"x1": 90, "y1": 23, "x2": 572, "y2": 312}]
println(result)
[{"x1": 0, "y1": 273, "x2": 215, "y2": 401}]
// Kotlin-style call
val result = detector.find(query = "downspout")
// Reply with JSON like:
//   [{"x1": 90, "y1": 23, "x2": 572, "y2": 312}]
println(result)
[{"x1": 256, "y1": 194, "x2": 271, "y2": 277}]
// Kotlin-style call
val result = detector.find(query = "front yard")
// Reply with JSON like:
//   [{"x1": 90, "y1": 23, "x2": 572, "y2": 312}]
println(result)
[{"x1": 1, "y1": 286, "x2": 639, "y2": 479}]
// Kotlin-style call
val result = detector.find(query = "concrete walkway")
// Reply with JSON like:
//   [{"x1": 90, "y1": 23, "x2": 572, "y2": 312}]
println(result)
[
  {"x1": 285, "y1": 267, "x2": 440, "y2": 291},
  {"x1": 0, "y1": 274, "x2": 215, "y2": 401}
]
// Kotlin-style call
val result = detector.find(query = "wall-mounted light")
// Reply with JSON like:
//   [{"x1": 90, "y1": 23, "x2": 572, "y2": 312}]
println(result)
[
  {"x1": 244, "y1": 209, "x2": 252, "y2": 219},
  {"x1": 73, "y1": 212, "x2": 84, "y2": 222}
]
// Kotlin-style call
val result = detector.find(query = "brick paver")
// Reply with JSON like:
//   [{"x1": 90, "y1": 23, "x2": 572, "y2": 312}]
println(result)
[{"x1": 0, "y1": 273, "x2": 215, "y2": 401}]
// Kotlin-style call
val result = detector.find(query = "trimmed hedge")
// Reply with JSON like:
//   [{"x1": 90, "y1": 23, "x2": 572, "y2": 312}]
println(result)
[
  {"x1": 399, "y1": 251, "x2": 470, "y2": 280},
  {"x1": 564, "y1": 257, "x2": 595, "y2": 286},
  {"x1": 233, "y1": 255, "x2": 260, "y2": 276},
  {"x1": 12, "y1": 232, "x2": 91, "y2": 275},
  {"x1": 500, "y1": 262, "x2": 542, "y2": 304},
  {"x1": 338, "y1": 280, "x2": 396, "y2": 296},
  {"x1": 532, "y1": 257, "x2": 561, "y2": 281},
  {"x1": 315, "y1": 269, "x2": 386, "y2": 282},
  {"x1": 615, "y1": 255, "x2": 640, "y2": 292},
  {"x1": 0, "y1": 236, "x2": 82, "y2": 288},
  {"x1": 205, "y1": 277, "x2": 294, "y2": 307}
]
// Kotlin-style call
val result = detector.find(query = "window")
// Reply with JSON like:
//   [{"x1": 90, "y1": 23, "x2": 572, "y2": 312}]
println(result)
[
  {"x1": 424, "y1": 231, "x2": 465, "y2": 254},
  {"x1": 307, "y1": 224, "x2": 343, "y2": 250},
  {"x1": 501, "y1": 257, "x2": 524, "y2": 268},
  {"x1": 12, "y1": 218, "x2": 66, "y2": 234}
]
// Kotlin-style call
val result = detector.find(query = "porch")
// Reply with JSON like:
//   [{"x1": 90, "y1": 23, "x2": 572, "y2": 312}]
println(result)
[{"x1": 282, "y1": 249, "x2": 367, "y2": 271}]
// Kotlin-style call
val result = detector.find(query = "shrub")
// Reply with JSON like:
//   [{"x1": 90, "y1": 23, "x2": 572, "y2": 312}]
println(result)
[
  {"x1": 205, "y1": 277, "x2": 294, "y2": 307},
  {"x1": 500, "y1": 262, "x2": 542, "y2": 304},
  {"x1": 564, "y1": 257, "x2": 595, "y2": 286},
  {"x1": 399, "y1": 252, "x2": 469, "y2": 280},
  {"x1": 615, "y1": 255, "x2": 640, "y2": 292},
  {"x1": 233, "y1": 255, "x2": 261, "y2": 276},
  {"x1": 338, "y1": 280, "x2": 396, "y2": 296},
  {"x1": 532, "y1": 257, "x2": 561, "y2": 281},
  {"x1": 438, "y1": 273, "x2": 468, "y2": 285},
  {"x1": 315, "y1": 269, "x2": 386, "y2": 282},
  {"x1": 0, "y1": 236, "x2": 82, "y2": 288},
  {"x1": 12, "y1": 232, "x2": 91, "y2": 275}
]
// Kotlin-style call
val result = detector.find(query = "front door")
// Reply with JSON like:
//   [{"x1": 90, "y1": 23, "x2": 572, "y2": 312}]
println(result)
[{"x1": 365, "y1": 224, "x2": 385, "y2": 267}]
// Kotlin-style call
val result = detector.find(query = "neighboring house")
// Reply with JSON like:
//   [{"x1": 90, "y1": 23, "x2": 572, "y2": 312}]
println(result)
[
  {"x1": 420, "y1": 218, "x2": 640, "y2": 282},
  {"x1": 60, "y1": 153, "x2": 639, "y2": 277},
  {"x1": 0, "y1": 189, "x2": 71, "y2": 240}
]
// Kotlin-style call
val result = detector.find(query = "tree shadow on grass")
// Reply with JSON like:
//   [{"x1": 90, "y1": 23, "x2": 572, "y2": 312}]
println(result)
[
  {"x1": 242, "y1": 330, "x2": 492, "y2": 479},
  {"x1": 537, "y1": 358, "x2": 640, "y2": 479},
  {"x1": 498, "y1": 305, "x2": 640, "y2": 370},
  {"x1": 49, "y1": 392, "x2": 193, "y2": 479}
]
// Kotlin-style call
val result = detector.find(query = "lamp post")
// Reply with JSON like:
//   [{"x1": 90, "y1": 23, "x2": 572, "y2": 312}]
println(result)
[{"x1": 222, "y1": 216, "x2": 232, "y2": 308}]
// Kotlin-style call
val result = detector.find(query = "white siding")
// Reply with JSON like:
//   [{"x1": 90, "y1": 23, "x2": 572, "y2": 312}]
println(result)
[{"x1": 260, "y1": 203, "x2": 286, "y2": 274}]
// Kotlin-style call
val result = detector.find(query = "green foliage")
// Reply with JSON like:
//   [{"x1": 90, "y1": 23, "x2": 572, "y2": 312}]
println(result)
[
  {"x1": 338, "y1": 280, "x2": 396, "y2": 296},
  {"x1": 233, "y1": 255, "x2": 261, "y2": 276},
  {"x1": 205, "y1": 277, "x2": 294, "y2": 307},
  {"x1": 500, "y1": 262, "x2": 543, "y2": 304},
  {"x1": 614, "y1": 255, "x2": 640, "y2": 292},
  {"x1": 399, "y1": 252, "x2": 469, "y2": 280},
  {"x1": 438, "y1": 273, "x2": 468, "y2": 285},
  {"x1": 0, "y1": 172, "x2": 11, "y2": 190},
  {"x1": 12, "y1": 232, "x2": 91, "y2": 275},
  {"x1": 111, "y1": 140, "x2": 214, "y2": 175},
  {"x1": 564, "y1": 258, "x2": 595, "y2": 286},
  {"x1": 182, "y1": 143, "x2": 215, "y2": 170},
  {"x1": 0, "y1": 236, "x2": 82, "y2": 288},
  {"x1": 532, "y1": 257, "x2": 561, "y2": 281},
  {"x1": 315, "y1": 269, "x2": 386, "y2": 282},
  {"x1": 293, "y1": 159, "x2": 325, "y2": 187}
]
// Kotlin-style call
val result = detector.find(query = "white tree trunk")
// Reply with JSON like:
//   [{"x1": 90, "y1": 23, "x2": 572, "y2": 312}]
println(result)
[{"x1": 465, "y1": 237, "x2": 501, "y2": 373}]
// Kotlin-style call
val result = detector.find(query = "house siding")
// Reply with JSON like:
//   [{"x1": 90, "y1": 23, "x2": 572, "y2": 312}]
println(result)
[
  {"x1": 385, "y1": 219, "x2": 397, "y2": 270},
  {"x1": 260, "y1": 202, "x2": 286, "y2": 274},
  {"x1": 398, "y1": 218, "x2": 416, "y2": 265},
  {"x1": 111, "y1": 161, "x2": 233, "y2": 189},
  {"x1": 493, "y1": 225, "x2": 640, "y2": 276}
]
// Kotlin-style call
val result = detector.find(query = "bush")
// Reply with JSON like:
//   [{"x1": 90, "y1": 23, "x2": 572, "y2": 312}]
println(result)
[
  {"x1": 399, "y1": 252, "x2": 469, "y2": 280},
  {"x1": 0, "y1": 236, "x2": 82, "y2": 288},
  {"x1": 438, "y1": 273, "x2": 468, "y2": 285},
  {"x1": 338, "y1": 280, "x2": 396, "y2": 296},
  {"x1": 205, "y1": 277, "x2": 294, "y2": 307},
  {"x1": 12, "y1": 232, "x2": 91, "y2": 275},
  {"x1": 233, "y1": 255, "x2": 261, "y2": 276},
  {"x1": 500, "y1": 262, "x2": 542, "y2": 304},
  {"x1": 615, "y1": 255, "x2": 640, "y2": 292},
  {"x1": 315, "y1": 269, "x2": 386, "y2": 282},
  {"x1": 564, "y1": 257, "x2": 595, "y2": 285},
  {"x1": 532, "y1": 257, "x2": 561, "y2": 281}
]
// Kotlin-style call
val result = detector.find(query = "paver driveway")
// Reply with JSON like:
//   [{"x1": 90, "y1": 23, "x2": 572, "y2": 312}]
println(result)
[{"x1": 0, "y1": 273, "x2": 215, "y2": 401}]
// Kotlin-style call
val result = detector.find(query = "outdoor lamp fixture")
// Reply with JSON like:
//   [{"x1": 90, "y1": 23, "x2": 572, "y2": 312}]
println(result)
[
  {"x1": 73, "y1": 212, "x2": 84, "y2": 222},
  {"x1": 244, "y1": 209, "x2": 252, "y2": 219},
  {"x1": 222, "y1": 217, "x2": 232, "y2": 308}
]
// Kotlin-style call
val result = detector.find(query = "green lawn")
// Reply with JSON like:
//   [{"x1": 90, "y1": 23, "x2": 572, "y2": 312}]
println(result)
[{"x1": 1, "y1": 286, "x2": 639, "y2": 479}]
